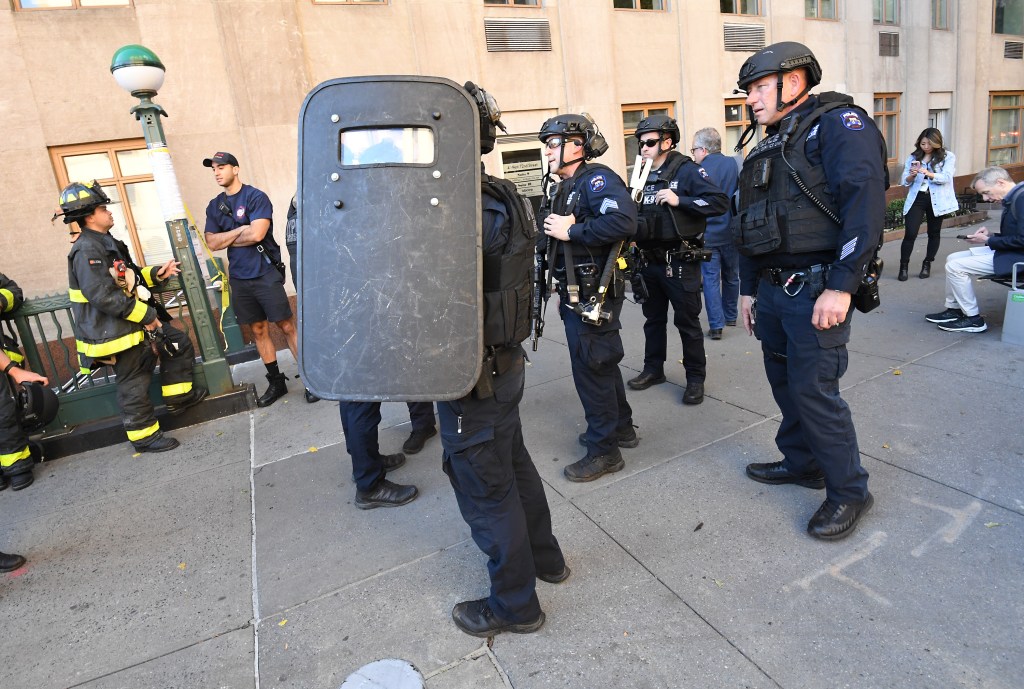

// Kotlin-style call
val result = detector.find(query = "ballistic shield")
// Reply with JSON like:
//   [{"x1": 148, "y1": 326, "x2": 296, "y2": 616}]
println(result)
[{"x1": 297, "y1": 76, "x2": 482, "y2": 401}]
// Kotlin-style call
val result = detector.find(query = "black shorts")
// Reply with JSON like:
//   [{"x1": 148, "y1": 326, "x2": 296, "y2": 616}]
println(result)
[{"x1": 231, "y1": 271, "x2": 292, "y2": 325}]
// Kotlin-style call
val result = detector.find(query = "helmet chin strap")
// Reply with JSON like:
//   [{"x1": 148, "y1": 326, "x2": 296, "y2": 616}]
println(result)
[
  {"x1": 776, "y1": 73, "x2": 811, "y2": 112},
  {"x1": 556, "y1": 139, "x2": 586, "y2": 173}
]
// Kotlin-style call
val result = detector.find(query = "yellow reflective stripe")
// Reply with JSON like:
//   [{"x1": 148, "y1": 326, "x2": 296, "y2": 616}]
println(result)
[
  {"x1": 0, "y1": 445, "x2": 31, "y2": 467},
  {"x1": 126, "y1": 421, "x2": 160, "y2": 442},
  {"x1": 162, "y1": 381, "x2": 192, "y2": 397},
  {"x1": 2, "y1": 349, "x2": 24, "y2": 363},
  {"x1": 76, "y1": 330, "x2": 145, "y2": 357},
  {"x1": 69, "y1": 289, "x2": 88, "y2": 303},
  {"x1": 142, "y1": 266, "x2": 159, "y2": 287},
  {"x1": 79, "y1": 367, "x2": 92, "y2": 375},
  {"x1": 126, "y1": 300, "x2": 149, "y2": 323},
  {"x1": 0, "y1": 288, "x2": 14, "y2": 312}
]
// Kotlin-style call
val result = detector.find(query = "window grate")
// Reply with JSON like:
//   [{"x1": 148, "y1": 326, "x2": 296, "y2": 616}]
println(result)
[
  {"x1": 1005, "y1": 41, "x2": 1024, "y2": 60},
  {"x1": 484, "y1": 18, "x2": 552, "y2": 52},
  {"x1": 879, "y1": 32, "x2": 900, "y2": 57},
  {"x1": 723, "y1": 23, "x2": 765, "y2": 52}
]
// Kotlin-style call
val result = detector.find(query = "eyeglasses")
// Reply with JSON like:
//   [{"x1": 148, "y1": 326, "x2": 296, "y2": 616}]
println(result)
[
  {"x1": 639, "y1": 138, "x2": 662, "y2": 149},
  {"x1": 544, "y1": 138, "x2": 563, "y2": 150},
  {"x1": 690, "y1": 146, "x2": 706, "y2": 154}
]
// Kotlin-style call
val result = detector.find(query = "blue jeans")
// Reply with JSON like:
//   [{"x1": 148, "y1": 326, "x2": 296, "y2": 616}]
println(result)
[{"x1": 701, "y1": 244, "x2": 740, "y2": 330}]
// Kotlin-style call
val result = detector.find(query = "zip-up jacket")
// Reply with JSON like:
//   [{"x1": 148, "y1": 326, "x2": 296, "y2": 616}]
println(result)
[{"x1": 68, "y1": 228, "x2": 165, "y2": 369}]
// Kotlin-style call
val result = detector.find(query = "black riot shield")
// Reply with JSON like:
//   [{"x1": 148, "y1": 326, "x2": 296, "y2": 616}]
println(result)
[{"x1": 297, "y1": 76, "x2": 482, "y2": 402}]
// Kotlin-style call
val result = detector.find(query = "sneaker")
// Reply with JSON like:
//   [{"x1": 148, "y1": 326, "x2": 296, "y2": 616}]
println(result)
[
  {"x1": 354, "y1": 479, "x2": 418, "y2": 509},
  {"x1": 725, "y1": 320, "x2": 737, "y2": 327},
  {"x1": 564, "y1": 451, "x2": 625, "y2": 482},
  {"x1": 938, "y1": 314, "x2": 987, "y2": 333},
  {"x1": 451, "y1": 598, "x2": 545, "y2": 637},
  {"x1": 402, "y1": 427, "x2": 437, "y2": 454},
  {"x1": 708, "y1": 328, "x2": 723, "y2": 340},
  {"x1": 379, "y1": 452, "x2": 407, "y2": 472},
  {"x1": 924, "y1": 307, "x2": 965, "y2": 324}
]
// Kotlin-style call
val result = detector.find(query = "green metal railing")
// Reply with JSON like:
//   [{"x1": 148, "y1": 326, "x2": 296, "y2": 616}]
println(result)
[{"x1": 3, "y1": 278, "x2": 243, "y2": 434}]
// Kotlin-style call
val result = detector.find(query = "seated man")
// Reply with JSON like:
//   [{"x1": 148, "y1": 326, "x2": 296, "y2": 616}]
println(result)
[{"x1": 926, "y1": 166, "x2": 1024, "y2": 333}]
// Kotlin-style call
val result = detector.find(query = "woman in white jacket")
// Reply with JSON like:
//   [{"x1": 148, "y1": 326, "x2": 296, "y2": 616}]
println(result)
[{"x1": 899, "y1": 128, "x2": 959, "y2": 280}]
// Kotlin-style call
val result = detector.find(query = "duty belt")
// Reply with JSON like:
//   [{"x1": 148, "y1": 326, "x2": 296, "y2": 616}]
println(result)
[{"x1": 760, "y1": 263, "x2": 829, "y2": 297}]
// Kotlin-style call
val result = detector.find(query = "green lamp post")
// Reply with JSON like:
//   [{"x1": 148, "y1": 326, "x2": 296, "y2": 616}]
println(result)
[{"x1": 110, "y1": 44, "x2": 233, "y2": 395}]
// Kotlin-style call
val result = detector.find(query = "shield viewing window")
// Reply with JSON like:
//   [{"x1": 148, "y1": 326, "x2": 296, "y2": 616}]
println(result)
[{"x1": 340, "y1": 127, "x2": 436, "y2": 166}]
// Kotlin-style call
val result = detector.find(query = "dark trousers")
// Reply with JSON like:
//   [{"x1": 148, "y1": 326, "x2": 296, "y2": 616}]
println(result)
[
  {"x1": 901, "y1": 193, "x2": 943, "y2": 264},
  {"x1": 639, "y1": 259, "x2": 706, "y2": 383},
  {"x1": 339, "y1": 401, "x2": 387, "y2": 492},
  {"x1": 559, "y1": 292, "x2": 633, "y2": 457},
  {"x1": 407, "y1": 402, "x2": 435, "y2": 432},
  {"x1": 755, "y1": 277, "x2": 869, "y2": 503},
  {"x1": 114, "y1": 327, "x2": 195, "y2": 448},
  {"x1": 438, "y1": 349, "x2": 564, "y2": 623},
  {"x1": 0, "y1": 375, "x2": 31, "y2": 477}
]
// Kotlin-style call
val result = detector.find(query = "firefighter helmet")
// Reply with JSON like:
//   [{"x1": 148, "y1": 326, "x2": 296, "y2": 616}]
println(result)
[{"x1": 54, "y1": 180, "x2": 116, "y2": 225}]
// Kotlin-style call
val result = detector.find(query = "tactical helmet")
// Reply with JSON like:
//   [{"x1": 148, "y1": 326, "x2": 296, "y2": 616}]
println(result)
[
  {"x1": 464, "y1": 81, "x2": 507, "y2": 155},
  {"x1": 634, "y1": 115, "x2": 681, "y2": 148},
  {"x1": 737, "y1": 41, "x2": 822, "y2": 92},
  {"x1": 538, "y1": 113, "x2": 608, "y2": 159},
  {"x1": 54, "y1": 180, "x2": 116, "y2": 225},
  {"x1": 16, "y1": 381, "x2": 59, "y2": 433}
]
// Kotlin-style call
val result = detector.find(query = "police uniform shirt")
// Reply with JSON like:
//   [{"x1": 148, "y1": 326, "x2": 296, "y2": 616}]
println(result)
[
  {"x1": 636, "y1": 152, "x2": 729, "y2": 251},
  {"x1": 204, "y1": 184, "x2": 279, "y2": 280},
  {"x1": 738, "y1": 95, "x2": 887, "y2": 296},
  {"x1": 561, "y1": 164, "x2": 637, "y2": 253}
]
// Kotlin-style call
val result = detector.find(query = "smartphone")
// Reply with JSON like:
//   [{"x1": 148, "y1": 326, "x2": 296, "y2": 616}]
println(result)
[
  {"x1": 911, "y1": 160, "x2": 921, "y2": 169},
  {"x1": 956, "y1": 234, "x2": 969, "y2": 240}
]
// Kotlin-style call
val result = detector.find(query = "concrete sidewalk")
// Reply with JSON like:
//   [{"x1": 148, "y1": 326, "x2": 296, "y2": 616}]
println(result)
[{"x1": 2, "y1": 217, "x2": 1022, "y2": 689}]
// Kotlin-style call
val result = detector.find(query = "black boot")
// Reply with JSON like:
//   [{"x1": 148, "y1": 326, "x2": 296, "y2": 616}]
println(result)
[
  {"x1": 0, "y1": 551, "x2": 26, "y2": 573},
  {"x1": 257, "y1": 373, "x2": 288, "y2": 407},
  {"x1": 897, "y1": 262, "x2": 909, "y2": 281},
  {"x1": 919, "y1": 260, "x2": 932, "y2": 279}
]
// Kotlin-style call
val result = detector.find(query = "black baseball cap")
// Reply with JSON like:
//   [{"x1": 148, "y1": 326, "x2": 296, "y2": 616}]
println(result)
[{"x1": 203, "y1": 151, "x2": 239, "y2": 168}]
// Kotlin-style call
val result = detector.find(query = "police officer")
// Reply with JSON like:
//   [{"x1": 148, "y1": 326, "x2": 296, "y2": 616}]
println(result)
[
  {"x1": 627, "y1": 117, "x2": 728, "y2": 404},
  {"x1": 58, "y1": 181, "x2": 207, "y2": 453},
  {"x1": 734, "y1": 42, "x2": 886, "y2": 540},
  {"x1": 442, "y1": 82, "x2": 566, "y2": 637},
  {"x1": 538, "y1": 114, "x2": 638, "y2": 482},
  {"x1": 284, "y1": 195, "x2": 320, "y2": 404}
]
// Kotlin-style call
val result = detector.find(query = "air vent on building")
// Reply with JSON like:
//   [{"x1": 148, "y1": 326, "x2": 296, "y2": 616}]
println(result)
[
  {"x1": 723, "y1": 23, "x2": 765, "y2": 52},
  {"x1": 879, "y1": 32, "x2": 900, "y2": 57},
  {"x1": 484, "y1": 18, "x2": 552, "y2": 52},
  {"x1": 1006, "y1": 41, "x2": 1024, "y2": 59}
]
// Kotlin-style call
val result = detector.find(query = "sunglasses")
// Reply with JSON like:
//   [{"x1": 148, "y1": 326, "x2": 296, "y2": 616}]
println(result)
[
  {"x1": 639, "y1": 138, "x2": 662, "y2": 149},
  {"x1": 545, "y1": 138, "x2": 581, "y2": 150}
]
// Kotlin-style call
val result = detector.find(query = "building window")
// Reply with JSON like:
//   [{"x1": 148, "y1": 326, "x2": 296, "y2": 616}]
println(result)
[
  {"x1": 928, "y1": 108, "x2": 950, "y2": 135},
  {"x1": 720, "y1": 0, "x2": 760, "y2": 14},
  {"x1": 932, "y1": 0, "x2": 949, "y2": 29},
  {"x1": 873, "y1": 94, "x2": 900, "y2": 163},
  {"x1": 873, "y1": 0, "x2": 899, "y2": 24},
  {"x1": 16, "y1": 0, "x2": 129, "y2": 8},
  {"x1": 995, "y1": 0, "x2": 1024, "y2": 35},
  {"x1": 724, "y1": 98, "x2": 760, "y2": 155},
  {"x1": 485, "y1": 0, "x2": 539, "y2": 5},
  {"x1": 622, "y1": 103, "x2": 674, "y2": 178},
  {"x1": 50, "y1": 140, "x2": 174, "y2": 267},
  {"x1": 613, "y1": 0, "x2": 665, "y2": 8},
  {"x1": 806, "y1": 0, "x2": 837, "y2": 20},
  {"x1": 988, "y1": 92, "x2": 1023, "y2": 165}
]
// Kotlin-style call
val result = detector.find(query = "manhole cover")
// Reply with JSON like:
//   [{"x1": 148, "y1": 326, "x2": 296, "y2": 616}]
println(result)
[{"x1": 340, "y1": 658, "x2": 424, "y2": 689}]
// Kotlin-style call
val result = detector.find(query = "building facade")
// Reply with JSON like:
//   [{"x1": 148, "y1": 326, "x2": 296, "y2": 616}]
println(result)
[{"x1": 2, "y1": 0, "x2": 1022, "y2": 297}]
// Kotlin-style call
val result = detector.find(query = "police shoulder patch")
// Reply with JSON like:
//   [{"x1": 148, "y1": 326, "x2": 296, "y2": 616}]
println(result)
[
  {"x1": 840, "y1": 111, "x2": 865, "y2": 131},
  {"x1": 589, "y1": 175, "x2": 606, "y2": 193}
]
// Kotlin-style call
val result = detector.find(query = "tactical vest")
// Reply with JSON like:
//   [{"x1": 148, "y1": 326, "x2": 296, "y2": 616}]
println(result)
[
  {"x1": 481, "y1": 175, "x2": 537, "y2": 348},
  {"x1": 735, "y1": 95, "x2": 863, "y2": 257},
  {"x1": 541, "y1": 163, "x2": 619, "y2": 266},
  {"x1": 636, "y1": 151, "x2": 707, "y2": 243}
]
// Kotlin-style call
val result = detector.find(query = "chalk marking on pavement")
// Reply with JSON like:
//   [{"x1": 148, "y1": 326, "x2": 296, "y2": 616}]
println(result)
[
  {"x1": 784, "y1": 530, "x2": 891, "y2": 606},
  {"x1": 248, "y1": 412, "x2": 263, "y2": 689},
  {"x1": 909, "y1": 496, "x2": 983, "y2": 558}
]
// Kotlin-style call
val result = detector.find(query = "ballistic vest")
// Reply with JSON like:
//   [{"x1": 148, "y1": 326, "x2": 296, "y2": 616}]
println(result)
[
  {"x1": 735, "y1": 96, "x2": 859, "y2": 257},
  {"x1": 481, "y1": 175, "x2": 536, "y2": 348},
  {"x1": 636, "y1": 151, "x2": 707, "y2": 244},
  {"x1": 542, "y1": 163, "x2": 618, "y2": 267}
]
